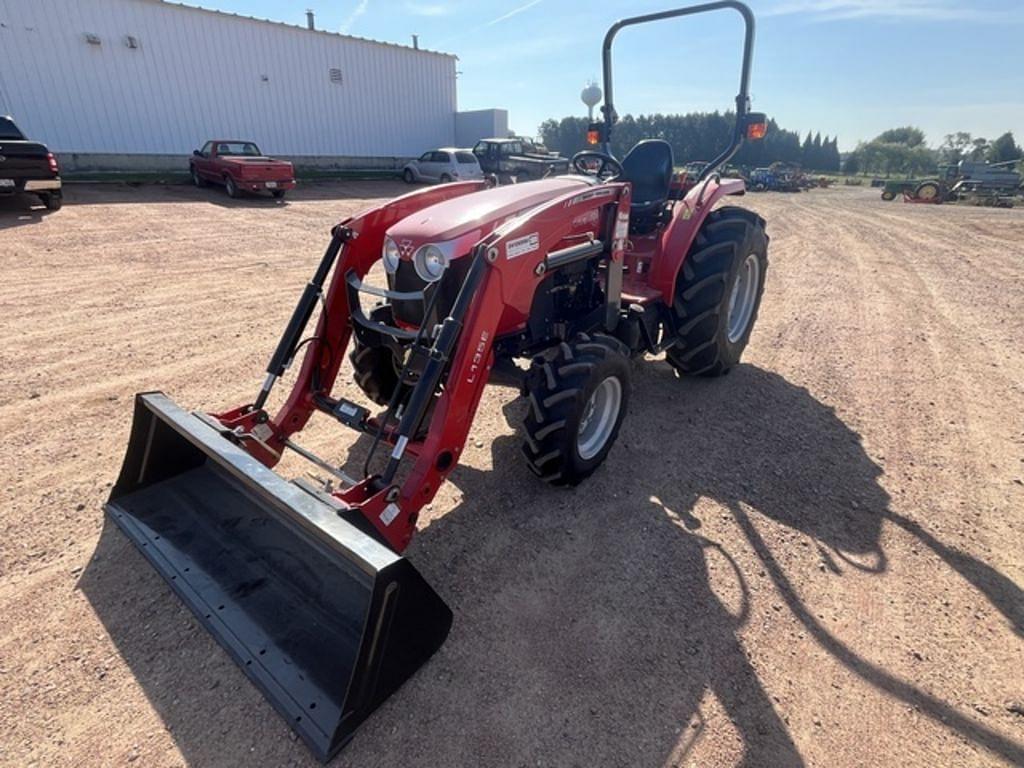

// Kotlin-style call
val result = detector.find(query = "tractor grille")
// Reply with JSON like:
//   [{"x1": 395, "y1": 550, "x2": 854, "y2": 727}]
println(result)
[{"x1": 389, "y1": 258, "x2": 470, "y2": 329}]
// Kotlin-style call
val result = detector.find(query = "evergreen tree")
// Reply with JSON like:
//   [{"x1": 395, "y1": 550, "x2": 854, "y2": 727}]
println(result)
[
  {"x1": 988, "y1": 132, "x2": 1021, "y2": 164},
  {"x1": 801, "y1": 131, "x2": 814, "y2": 167},
  {"x1": 811, "y1": 132, "x2": 823, "y2": 170}
]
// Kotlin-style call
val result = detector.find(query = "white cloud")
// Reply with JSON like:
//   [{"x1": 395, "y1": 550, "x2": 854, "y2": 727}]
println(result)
[
  {"x1": 340, "y1": 0, "x2": 370, "y2": 33},
  {"x1": 766, "y1": 0, "x2": 1019, "y2": 22},
  {"x1": 404, "y1": 2, "x2": 453, "y2": 16}
]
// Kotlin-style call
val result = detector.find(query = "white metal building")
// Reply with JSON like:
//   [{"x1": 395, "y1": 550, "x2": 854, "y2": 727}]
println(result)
[{"x1": 0, "y1": 0, "x2": 463, "y2": 169}]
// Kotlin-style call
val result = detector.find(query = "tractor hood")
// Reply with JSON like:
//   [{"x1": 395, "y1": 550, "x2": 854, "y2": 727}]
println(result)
[{"x1": 386, "y1": 177, "x2": 590, "y2": 257}]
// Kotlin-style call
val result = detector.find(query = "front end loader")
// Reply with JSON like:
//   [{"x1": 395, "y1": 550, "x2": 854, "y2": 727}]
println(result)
[{"x1": 106, "y1": 1, "x2": 770, "y2": 760}]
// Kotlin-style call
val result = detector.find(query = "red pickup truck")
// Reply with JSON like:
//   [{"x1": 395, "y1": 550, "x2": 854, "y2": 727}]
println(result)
[{"x1": 190, "y1": 140, "x2": 295, "y2": 199}]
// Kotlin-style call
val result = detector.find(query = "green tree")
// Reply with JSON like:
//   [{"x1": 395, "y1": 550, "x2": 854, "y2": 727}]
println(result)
[
  {"x1": 823, "y1": 137, "x2": 841, "y2": 172},
  {"x1": 811, "y1": 132, "x2": 823, "y2": 169},
  {"x1": 940, "y1": 132, "x2": 973, "y2": 164},
  {"x1": 875, "y1": 126, "x2": 926, "y2": 147},
  {"x1": 968, "y1": 137, "x2": 990, "y2": 161},
  {"x1": 843, "y1": 152, "x2": 861, "y2": 175},
  {"x1": 539, "y1": 113, "x2": 835, "y2": 170},
  {"x1": 987, "y1": 132, "x2": 1021, "y2": 164}
]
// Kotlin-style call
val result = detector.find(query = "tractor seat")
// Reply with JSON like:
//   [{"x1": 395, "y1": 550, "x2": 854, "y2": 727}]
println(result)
[{"x1": 619, "y1": 140, "x2": 675, "y2": 217}]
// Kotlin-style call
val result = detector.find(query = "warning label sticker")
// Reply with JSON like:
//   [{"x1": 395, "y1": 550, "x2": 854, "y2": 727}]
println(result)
[{"x1": 506, "y1": 232, "x2": 540, "y2": 260}]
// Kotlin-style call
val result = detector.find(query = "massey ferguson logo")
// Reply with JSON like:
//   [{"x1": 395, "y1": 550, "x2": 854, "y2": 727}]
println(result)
[{"x1": 398, "y1": 239, "x2": 414, "y2": 258}]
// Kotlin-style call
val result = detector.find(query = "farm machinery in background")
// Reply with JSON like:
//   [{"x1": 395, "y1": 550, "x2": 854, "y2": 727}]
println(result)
[
  {"x1": 747, "y1": 162, "x2": 803, "y2": 192},
  {"x1": 104, "y1": 1, "x2": 770, "y2": 762},
  {"x1": 881, "y1": 159, "x2": 1022, "y2": 207}
]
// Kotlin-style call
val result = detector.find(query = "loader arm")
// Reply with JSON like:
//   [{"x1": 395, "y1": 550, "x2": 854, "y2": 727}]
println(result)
[{"x1": 212, "y1": 181, "x2": 487, "y2": 462}]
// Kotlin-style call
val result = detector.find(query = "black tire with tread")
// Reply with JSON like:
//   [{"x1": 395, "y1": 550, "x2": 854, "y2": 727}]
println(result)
[
  {"x1": 191, "y1": 166, "x2": 207, "y2": 188},
  {"x1": 521, "y1": 333, "x2": 630, "y2": 486},
  {"x1": 41, "y1": 193, "x2": 62, "y2": 211},
  {"x1": 666, "y1": 206, "x2": 768, "y2": 378},
  {"x1": 350, "y1": 342, "x2": 400, "y2": 406},
  {"x1": 225, "y1": 175, "x2": 240, "y2": 198}
]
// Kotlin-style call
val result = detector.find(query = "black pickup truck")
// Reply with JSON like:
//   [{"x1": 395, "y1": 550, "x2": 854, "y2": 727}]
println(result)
[
  {"x1": 0, "y1": 116, "x2": 62, "y2": 210},
  {"x1": 471, "y1": 138, "x2": 569, "y2": 182}
]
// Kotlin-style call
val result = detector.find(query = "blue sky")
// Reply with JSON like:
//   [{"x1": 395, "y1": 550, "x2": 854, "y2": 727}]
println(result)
[{"x1": 183, "y1": 0, "x2": 1023, "y2": 151}]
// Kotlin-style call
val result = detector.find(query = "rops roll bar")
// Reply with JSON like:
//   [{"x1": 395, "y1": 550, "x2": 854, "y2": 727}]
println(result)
[{"x1": 600, "y1": 1, "x2": 760, "y2": 182}]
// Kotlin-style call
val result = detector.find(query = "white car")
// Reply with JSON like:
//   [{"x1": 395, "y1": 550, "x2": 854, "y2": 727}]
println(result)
[{"x1": 402, "y1": 148, "x2": 483, "y2": 184}]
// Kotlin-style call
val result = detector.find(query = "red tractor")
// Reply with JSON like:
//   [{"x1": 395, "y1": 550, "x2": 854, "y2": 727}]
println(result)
[{"x1": 107, "y1": 1, "x2": 769, "y2": 761}]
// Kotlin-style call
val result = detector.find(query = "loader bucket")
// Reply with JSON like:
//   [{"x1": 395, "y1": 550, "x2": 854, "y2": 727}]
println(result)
[{"x1": 105, "y1": 392, "x2": 452, "y2": 762}]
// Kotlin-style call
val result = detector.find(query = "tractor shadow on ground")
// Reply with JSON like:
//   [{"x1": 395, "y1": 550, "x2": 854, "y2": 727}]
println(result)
[
  {"x1": 0, "y1": 193, "x2": 58, "y2": 229},
  {"x1": 79, "y1": 363, "x2": 1024, "y2": 767}
]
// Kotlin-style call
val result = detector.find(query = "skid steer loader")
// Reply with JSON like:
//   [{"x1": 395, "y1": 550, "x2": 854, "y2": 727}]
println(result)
[{"x1": 107, "y1": 1, "x2": 770, "y2": 760}]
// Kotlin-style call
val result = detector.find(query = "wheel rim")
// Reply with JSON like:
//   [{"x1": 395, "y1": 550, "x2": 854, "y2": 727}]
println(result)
[
  {"x1": 919, "y1": 185, "x2": 937, "y2": 200},
  {"x1": 576, "y1": 377, "x2": 622, "y2": 461},
  {"x1": 227, "y1": 178, "x2": 235, "y2": 194},
  {"x1": 726, "y1": 253, "x2": 761, "y2": 343}
]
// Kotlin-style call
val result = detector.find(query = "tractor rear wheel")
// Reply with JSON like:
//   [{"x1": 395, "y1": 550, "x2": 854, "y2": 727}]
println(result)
[
  {"x1": 666, "y1": 206, "x2": 768, "y2": 377},
  {"x1": 914, "y1": 181, "x2": 943, "y2": 202},
  {"x1": 521, "y1": 333, "x2": 630, "y2": 486}
]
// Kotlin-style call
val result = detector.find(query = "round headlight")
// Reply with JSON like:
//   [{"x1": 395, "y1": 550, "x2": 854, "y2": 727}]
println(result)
[
  {"x1": 382, "y1": 236, "x2": 400, "y2": 273},
  {"x1": 414, "y1": 244, "x2": 448, "y2": 282}
]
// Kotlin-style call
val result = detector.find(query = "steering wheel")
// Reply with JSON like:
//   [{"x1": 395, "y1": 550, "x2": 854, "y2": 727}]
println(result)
[{"x1": 571, "y1": 150, "x2": 624, "y2": 181}]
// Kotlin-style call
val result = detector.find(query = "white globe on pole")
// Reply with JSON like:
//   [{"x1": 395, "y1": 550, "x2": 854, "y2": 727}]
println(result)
[{"x1": 581, "y1": 82, "x2": 602, "y2": 120}]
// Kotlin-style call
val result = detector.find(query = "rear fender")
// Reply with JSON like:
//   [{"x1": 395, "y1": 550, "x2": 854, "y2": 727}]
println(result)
[{"x1": 649, "y1": 177, "x2": 746, "y2": 300}]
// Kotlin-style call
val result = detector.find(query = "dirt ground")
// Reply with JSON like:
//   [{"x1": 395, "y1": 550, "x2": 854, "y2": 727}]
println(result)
[{"x1": 1, "y1": 181, "x2": 1022, "y2": 768}]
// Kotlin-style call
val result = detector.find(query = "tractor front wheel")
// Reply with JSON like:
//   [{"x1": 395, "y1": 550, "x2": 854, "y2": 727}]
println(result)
[
  {"x1": 666, "y1": 206, "x2": 768, "y2": 377},
  {"x1": 350, "y1": 342, "x2": 401, "y2": 406},
  {"x1": 881, "y1": 190, "x2": 895, "y2": 201},
  {"x1": 521, "y1": 333, "x2": 630, "y2": 486}
]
